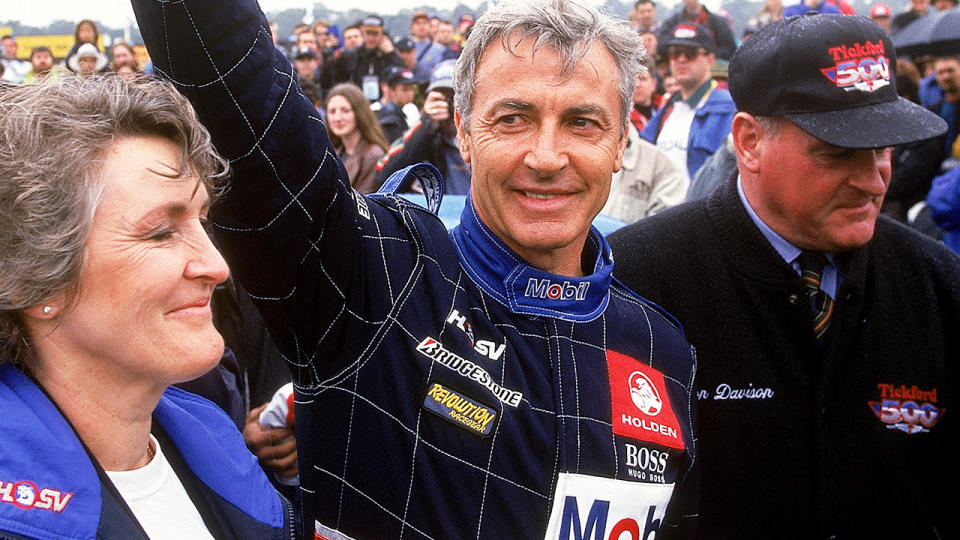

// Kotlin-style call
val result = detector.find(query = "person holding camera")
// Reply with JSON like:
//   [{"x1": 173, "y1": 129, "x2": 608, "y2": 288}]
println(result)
[{"x1": 375, "y1": 60, "x2": 471, "y2": 194}]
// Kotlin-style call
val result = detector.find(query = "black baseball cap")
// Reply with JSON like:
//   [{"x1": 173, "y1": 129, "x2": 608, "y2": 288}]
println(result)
[
  {"x1": 729, "y1": 13, "x2": 947, "y2": 148},
  {"x1": 362, "y1": 15, "x2": 383, "y2": 28},
  {"x1": 385, "y1": 66, "x2": 417, "y2": 86},
  {"x1": 395, "y1": 37, "x2": 415, "y2": 51},
  {"x1": 661, "y1": 24, "x2": 716, "y2": 54}
]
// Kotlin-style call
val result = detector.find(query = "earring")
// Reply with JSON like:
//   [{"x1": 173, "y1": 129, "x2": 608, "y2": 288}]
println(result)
[{"x1": 42, "y1": 306, "x2": 52, "y2": 314}]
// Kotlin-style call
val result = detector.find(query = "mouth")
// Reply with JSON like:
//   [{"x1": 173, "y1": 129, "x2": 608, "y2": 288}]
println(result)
[
  {"x1": 523, "y1": 191, "x2": 561, "y2": 201},
  {"x1": 168, "y1": 297, "x2": 212, "y2": 319}
]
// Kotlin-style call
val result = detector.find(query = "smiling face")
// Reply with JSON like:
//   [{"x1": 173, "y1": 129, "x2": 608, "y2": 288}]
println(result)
[
  {"x1": 326, "y1": 94, "x2": 357, "y2": 138},
  {"x1": 456, "y1": 35, "x2": 627, "y2": 276},
  {"x1": 111, "y1": 44, "x2": 135, "y2": 68},
  {"x1": 742, "y1": 117, "x2": 891, "y2": 252},
  {"x1": 50, "y1": 136, "x2": 228, "y2": 388}
]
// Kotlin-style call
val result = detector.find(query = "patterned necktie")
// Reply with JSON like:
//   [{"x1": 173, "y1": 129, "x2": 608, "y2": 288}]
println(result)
[{"x1": 796, "y1": 251, "x2": 834, "y2": 342}]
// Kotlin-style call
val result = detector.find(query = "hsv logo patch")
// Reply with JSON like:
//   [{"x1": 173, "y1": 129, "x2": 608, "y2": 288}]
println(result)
[
  {"x1": 544, "y1": 473, "x2": 673, "y2": 540},
  {"x1": 422, "y1": 381, "x2": 498, "y2": 437},
  {"x1": 607, "y1": 350, "x2": 684, "y2": 450},
  {"x1": 869, "y1": 383, "x2": 945, "y2": 434},
  {"x1": 820, "y1": 40, "x2": 890, "y2": 92},
  {"x1": 0, "y1": 479, "x2": 74, "y2": 513}
]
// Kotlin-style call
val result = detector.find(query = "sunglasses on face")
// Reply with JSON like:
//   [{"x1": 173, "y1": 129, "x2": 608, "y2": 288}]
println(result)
[{"x1": 668, "y1": 46, "x2": 707, "y2": 60}]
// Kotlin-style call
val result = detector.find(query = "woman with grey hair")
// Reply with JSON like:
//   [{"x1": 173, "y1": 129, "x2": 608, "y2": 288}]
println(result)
[{"x1": 0, "y1": 76, "x2": 293, "y2": 539}]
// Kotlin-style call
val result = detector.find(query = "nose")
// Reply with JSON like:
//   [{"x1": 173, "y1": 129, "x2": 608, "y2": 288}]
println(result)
[
  {"x1": 185, "y1": 223, "x2": 230, "y2": 286},
  {"x1": 523, "y1": 123, "x2": 569, "y2": 177},
  {"x1": 849, "y1": 147, "x2": 891, "y2": 197}
]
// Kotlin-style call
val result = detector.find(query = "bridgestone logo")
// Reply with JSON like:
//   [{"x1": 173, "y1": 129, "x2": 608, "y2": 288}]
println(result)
[{"x1": 416, "y1": 338, "x2": 523, "y2": 407}]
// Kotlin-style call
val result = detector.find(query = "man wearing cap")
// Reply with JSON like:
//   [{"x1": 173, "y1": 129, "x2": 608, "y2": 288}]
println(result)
[
  {"x1": 610, "y1": 13, "x2": 958, "y2": 539},
  {"x1": 407, "y1": 11, "x2": 447, "y2": 87},
  {"x1": 333, "y1": 15, "x2": 403, "y2": 101},
  {"x1": 870, "y1": 3, "x2": 893, "y2": 32},
  {"x1": 376, "y1": 66, "x2": 418, "y2": 143},
  {"x1": 657, "y1": 0, "x2": 737, "y2": 60},
  {"x1": 133, "y1": 0, "x2": 699, "y2": 538},
  {"x1": 642, "y1": 23, "x2": 735, "y2": 186},
  {"x1": 376, "y1": 60, "x2": 471, "y2": 194}
]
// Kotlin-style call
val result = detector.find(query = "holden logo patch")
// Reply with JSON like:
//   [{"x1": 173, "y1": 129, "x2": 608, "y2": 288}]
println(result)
[{"x1": 629, "y1": 371, "x2": 662, "y2": 416}]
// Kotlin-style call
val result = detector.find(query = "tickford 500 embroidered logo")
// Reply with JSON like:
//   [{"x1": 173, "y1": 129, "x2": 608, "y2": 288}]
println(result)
[
  {"x1": 416, "y1": 337, "x2": 523, "y2": 407},
  {"x1": 0, "y1": 479, "x2": 74, "y2": 512},
  {"x1": 869, "y1": 384, "x2": 945, "y2": 434},
  {"x1": 820, "y1": 40, "x2": 890, "y2": 92}
]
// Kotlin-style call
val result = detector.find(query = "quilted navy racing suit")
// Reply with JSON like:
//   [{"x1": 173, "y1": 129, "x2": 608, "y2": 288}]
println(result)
[{"x1": 132, "y1": 0, "x2": 699, "y2": 538}]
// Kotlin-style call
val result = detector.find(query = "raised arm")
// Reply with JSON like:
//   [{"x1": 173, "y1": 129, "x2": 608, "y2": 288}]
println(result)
[{"x1": 131, "y1": 0, "x2": 404, "y2": 382}]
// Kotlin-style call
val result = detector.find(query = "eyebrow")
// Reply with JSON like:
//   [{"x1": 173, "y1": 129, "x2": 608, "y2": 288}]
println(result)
[{"x1": 491, "y1": 100, "x2": 607, "y2": 119}]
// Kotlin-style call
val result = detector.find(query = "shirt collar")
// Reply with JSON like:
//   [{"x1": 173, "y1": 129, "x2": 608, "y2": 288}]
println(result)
[
  {"x1": 451, "y1": 195, "x2": 611, "y2": 321},
  {"x1": 737, "y1": 175, "x2": 838, "y2": 295}
]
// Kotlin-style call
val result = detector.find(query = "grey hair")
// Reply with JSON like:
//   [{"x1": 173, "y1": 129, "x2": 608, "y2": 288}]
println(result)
[
  {"x1": 453, "y1": 0, "x2": 645, "y2": 136},
  {"x1": 0, "y1": 74, "x2": 228, "y2": 367},
  {"x1": 755, "y1": 115, "x2": 783, "y2": 138}
]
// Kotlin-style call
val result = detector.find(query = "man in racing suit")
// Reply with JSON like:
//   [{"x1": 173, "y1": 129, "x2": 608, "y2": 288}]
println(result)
[{"x1": 132, "y1": 0, "x2": 698, "y2": 538}]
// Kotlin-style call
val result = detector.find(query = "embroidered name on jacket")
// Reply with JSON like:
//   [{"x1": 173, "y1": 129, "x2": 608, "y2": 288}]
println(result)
[
  {"x1": 0, "y1": 479, "x2": 74, "y2": 512},
  {"x1": 416, "y1": 337, "x2": 523, "y2": 406}
]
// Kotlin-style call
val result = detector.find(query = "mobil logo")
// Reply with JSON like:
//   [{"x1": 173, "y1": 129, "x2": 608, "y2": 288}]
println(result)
[
  {"x1": 545, "y1": 473, "x2": 673, "y2": 540},
  {"x1": 524, "y1": 278, "x2": 590, "y2": 301}
]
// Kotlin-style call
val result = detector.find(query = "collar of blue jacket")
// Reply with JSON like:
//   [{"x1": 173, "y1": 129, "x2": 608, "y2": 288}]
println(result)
[{"x1": 452, "y1": 193, "x2": 612, "y2": 322}]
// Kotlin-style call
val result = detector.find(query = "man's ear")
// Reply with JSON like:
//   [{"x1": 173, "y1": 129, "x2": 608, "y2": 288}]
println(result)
[
  {"x1": 732, "y1": 112, "x2": 762, "y2": 173},
  {"x1": 613, "y1": 123, "x2": 629, "y2": 173},
  {"x1": 455, "y1": 110, "x2": 471, "y2": 163}
]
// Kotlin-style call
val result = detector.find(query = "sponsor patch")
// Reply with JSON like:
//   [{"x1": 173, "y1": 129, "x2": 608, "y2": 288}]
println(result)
[
  {"x1": 622, "y1": 442, "x2": 670, "y2": 484},
  {"x1": 0, "y1": 479, "x2": 73, "y2": 512},
  {"x1": 422, "y1": 381, "x2": 498, "y2": 437},
  {"x1": 355, "y1": 192, "x2": 370, "y2": 219},
  {"x1": 544, "y1": 473, "x2": 673, "y2": 540},
  {"x1": 415, "y1": 337, "x2": 522, "y2": 406},
  {"x1": 821, "y1": 40, "x2": 889, "y2": 92},
  {"x1": 869, "y1": 383, "x2": 945, "y2": 434},
  {"x1": 607, "y1": 350, "x2": 684, "y2": 450},
  {"x1": 446, "y1": 308, "x2": 506, "y2": 361},
  {"x1": 523, "y1": 278, "x2": 589, "y2": 301}
]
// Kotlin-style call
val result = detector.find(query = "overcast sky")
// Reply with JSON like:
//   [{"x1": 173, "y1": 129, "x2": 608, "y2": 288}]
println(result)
[
  {"x1": 4, "y1": 1, "x2": 485, "y2": 28},
  {"x1": 5, "y1": 0, "x2": 695, "y2": 29}
]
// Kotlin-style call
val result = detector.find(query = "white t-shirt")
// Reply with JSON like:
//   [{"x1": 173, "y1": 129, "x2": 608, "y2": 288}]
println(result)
[
  {"x1": 105, "y1": 435, "x2": 215, "y2": 540},
  {"x1": 655, "y1": 99, "x2": 698, "y2": 183}
]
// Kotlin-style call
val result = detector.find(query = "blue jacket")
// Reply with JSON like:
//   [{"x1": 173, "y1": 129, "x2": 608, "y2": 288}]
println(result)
[
  {"x1": 641, "y1": 86, "x2": 735, "y2": 181},
  {"x1": 131, "y1": 0, "x2": 699, "y2": 538},
  {"x1": 782, "y1": 1, "x2": 842, "y2": 17},
  {"x1": 0, "y1": 364, "x2": 293, "y2": 540},
  {"x1": 927, "y1": 166, "x2": 960, "y2": 255}
]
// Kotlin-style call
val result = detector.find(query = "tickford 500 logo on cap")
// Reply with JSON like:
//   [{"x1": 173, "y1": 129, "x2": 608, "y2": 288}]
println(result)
[{"x1": 820, "y1": 40, "x2": 890, "y2": 93}]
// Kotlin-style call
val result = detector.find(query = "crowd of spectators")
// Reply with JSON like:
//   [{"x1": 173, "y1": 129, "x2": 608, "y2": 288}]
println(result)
[{"x1": 1, "y1": 0, "x2": 960, "y2": 523}]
